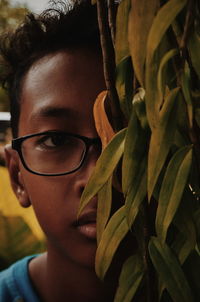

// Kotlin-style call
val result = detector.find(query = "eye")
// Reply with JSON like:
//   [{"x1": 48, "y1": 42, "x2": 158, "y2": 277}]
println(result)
[
  {"x1": 36, "y1": 133, "x2": 70, "y2": 149},
  {"x1": 44, "y1": 133, "x2": 66, "y2": 147}
]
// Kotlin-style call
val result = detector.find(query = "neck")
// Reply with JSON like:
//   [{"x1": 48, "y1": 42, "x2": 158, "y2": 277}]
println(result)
[{"x1": 29, "y1": 251, "x2": 115, "y2": 302}]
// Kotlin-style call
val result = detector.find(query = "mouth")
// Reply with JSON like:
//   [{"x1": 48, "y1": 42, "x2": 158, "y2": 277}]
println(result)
[{"x1": 74, "y1": 211, "x2": 97, "y2": 240}]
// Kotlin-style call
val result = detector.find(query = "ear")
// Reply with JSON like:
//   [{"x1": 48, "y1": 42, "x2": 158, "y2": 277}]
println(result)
[{"x1": 4, "y1": 144, "x2": 31, "y2": 208}]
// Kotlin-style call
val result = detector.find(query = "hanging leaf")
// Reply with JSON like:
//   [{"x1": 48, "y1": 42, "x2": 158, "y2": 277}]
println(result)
[
  {"x1": 188, "y1": 28, "x2": 200, "y2": 81},
  {"x1": 116, "y1": 56, "x2": 133, "y2": 119},
  {"x1": 149, "y1": 237, "x2": 194, "y2": 302},
  {"x1": 145, "y1": 48, "x2": 160, "y2": 130},
  {"x1": 172, "y1": 189, "x2": 197, "y2": 264},
  {"x1": 156, "y1": 145, "x2": 193, "y2": 243},
  {"x1": 146, "y1": 0, "x2": 187, "y2": 61},
  {"x1": 115, "y1": 0, "x2": 131, "y2": 65},
  {"x1": 128, "y1": 0, "x2": 159, "y2": 86},
  {"x1": 96, "y1": 176, "x2": 112, "y2": 244},
  {"x1": 148, "y1": 87, "x2": 180, "y2": 200},
  {"x1": 157, "y1": 48, "x2": 178, "y2": 103},
  {"x1": 125, "y1": 157, "x2": 147, "y2": 228},
  {"x1": 122, "y1": 104, "x2": 149, "y2": 195},
  {"x1": 145, "y1": 0, "x2": 187, "y2": 130},
  {"x1": 133, "y1": 87, "x2": 148, "y2": 130},
  {"x1": 95, "y1": 206, "x2": 129, "y2": 280},
  {"x1": 173, "y1": 217, "x2": 196, "y2": 265},
  {"x1": 78, "y1": 128, "x2": 126, "y2": 216},
  {"x1": 114, "y1": 254, "x2": 144, "y2": 302},
  {"x1": 93, "y1": 90, "x2": 115, "y2": 149},
  {"x1": 181, "y1": 62, "x2": 193, "y2": 129}
]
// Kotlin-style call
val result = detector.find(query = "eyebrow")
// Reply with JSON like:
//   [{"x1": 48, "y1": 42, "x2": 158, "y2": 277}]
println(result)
[{"x1": 30, "y1": 106, "x2": 77, "y2": 121}]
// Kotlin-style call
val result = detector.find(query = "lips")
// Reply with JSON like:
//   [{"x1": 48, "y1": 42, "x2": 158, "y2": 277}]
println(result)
[{"x1": 74, "y1": 211, "x2": 97, "y2": 240}]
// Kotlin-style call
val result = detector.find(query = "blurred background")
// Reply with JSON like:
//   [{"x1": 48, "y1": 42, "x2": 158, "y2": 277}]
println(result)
[{"x1": 0, "y1": 0, "x2": 54, "y2": 270}]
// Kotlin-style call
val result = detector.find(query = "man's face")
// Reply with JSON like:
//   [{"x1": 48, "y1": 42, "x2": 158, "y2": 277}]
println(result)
[{"x1": 16, "y1": 50, "x2": 106, "y2": 268}]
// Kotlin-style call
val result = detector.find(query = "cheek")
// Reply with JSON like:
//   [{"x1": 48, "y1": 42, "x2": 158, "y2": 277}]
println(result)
[
  {"x1": 20, "y1": 169, "x2": 97, "y2": 267},
  {"x1": 21, "y1": 170, "x2": 77, "y2": 228}
]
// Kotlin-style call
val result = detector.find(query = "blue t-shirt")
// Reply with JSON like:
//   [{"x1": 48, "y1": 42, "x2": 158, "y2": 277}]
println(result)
[{"x1": 0, "y1": 255, "x2": 40, "y2": 302}]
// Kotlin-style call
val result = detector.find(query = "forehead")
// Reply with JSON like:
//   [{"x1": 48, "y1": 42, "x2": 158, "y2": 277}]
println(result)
[{"x1": 19, "y1": 50, "x2": 105, "y2": 135}]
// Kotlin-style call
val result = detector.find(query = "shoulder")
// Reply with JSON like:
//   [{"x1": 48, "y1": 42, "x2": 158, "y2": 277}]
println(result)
[
  {"x1": 0, "y1": 255, "x2": 39, "y2": 302},
  {"x1": 0, "y1": 264, "x2": 15, "y2": 301}
]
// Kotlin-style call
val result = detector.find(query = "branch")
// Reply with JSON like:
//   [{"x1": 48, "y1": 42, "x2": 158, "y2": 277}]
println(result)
[
  {"x1": 96, "y1": 0, "x2": 123, "y2": 131},
  {"x1": 142, "y1": 199, "x2": 158, "y2": 302},
  {"x1": 107, "y1": 0, "x2": 116, "y2": 45},
  {"x1": 180, "y1": 0, "x2": 195, "y2": 59}
]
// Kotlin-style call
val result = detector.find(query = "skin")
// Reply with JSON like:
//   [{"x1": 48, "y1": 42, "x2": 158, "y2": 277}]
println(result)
[{"x1": 5, "y1": 50, "x2": 116, "y2": 301}]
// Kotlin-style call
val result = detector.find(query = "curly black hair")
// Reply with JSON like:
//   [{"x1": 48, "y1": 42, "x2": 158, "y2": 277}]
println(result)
[{"x1": 0, "y1": 1, "x2": 101, "y2": 137}]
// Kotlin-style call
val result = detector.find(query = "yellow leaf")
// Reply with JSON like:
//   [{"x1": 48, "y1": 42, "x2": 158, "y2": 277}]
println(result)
[
  {"x1": 128, "y1": 0, "x2": 159, "y2": 86},
  {"x1": 93, "y1": 90, "x2": 115, "y2": 149},
  {"x1": 0, "y1": 167, "x2": 44, "y2": 240}
]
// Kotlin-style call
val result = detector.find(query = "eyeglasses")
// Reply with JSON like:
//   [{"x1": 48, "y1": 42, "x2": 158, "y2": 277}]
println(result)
[{"x1": 12, "y1": 130, "x2": 101, "y2": 176}]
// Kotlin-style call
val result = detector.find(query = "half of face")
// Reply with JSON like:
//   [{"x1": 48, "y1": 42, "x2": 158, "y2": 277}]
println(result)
[{"x1": 6, "y1": 49, "x2": 106, "y2": 268}]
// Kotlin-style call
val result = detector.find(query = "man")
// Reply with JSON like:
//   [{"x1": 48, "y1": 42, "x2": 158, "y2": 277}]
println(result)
[{"x1": 0, "y1": 2, "x2": 119, "y2": 301}]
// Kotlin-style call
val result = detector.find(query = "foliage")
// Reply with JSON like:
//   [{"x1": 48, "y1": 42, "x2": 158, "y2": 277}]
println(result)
[
  {"x1": 0, "y1": 0, "x2": 28, "y2": 33},
  {"x1": 79, "y1": 0, "x2": 200, "y2": 301},
  {"x1": 0, "y1": 167, "x2": 45, "y2": 270},
  {"x1": 0, "y1": 0, "x2": 28, "y2": 111}
]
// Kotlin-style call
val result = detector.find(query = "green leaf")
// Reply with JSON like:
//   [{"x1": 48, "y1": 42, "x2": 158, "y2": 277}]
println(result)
[
  {"x1": 173, "y1": 189, "x2": 199, "y2": 264},
  {"x1": 181, "y1": 62, "x2": 193, "y2": 129},
  {"x1": 149, "y1": 237, "x2": 194, "y2": 302},
  {"x1": 146, "y1": 0, "x2": 187, "y2": 61},
  {"x1": 122, "y1": 106, "x2": 149, "y2": 195},
  {"x1": 128, "y1": 0, "x2": 159, "y2": 86},
  {"x1": 172, "y1": 189, "x2": 197, "y2": 264},
  {"x1": 133, "y1": 88, "x2": 149, "y2": 130},
  {"x1": 157, "y1": 48, "x2": 178, "y2": 103},
  {"x1": 188, "y1": 28, "x2": 200, "y2": 80},
  {"x1": 125, "y1": 157, "x2": 147, "y2": 228},
  {"x1": 114, "y1": 254, "x2": 144, "y2": 302},
  {"x1": 173, "y1": 218, "x2": 196, "y2": 265},
  {"x1": 115, "y1": 0, "x2": 131, "y2": 65},
  {"x1": 145, "y1": 48, "x2": 160, "y2": 130},
  {"x1": 95, "y1": 206, "x2": 129, "y2": 280},
  {"x1": 116, "y1": 56, "x2": 133, "y2": 119},
  {"x1": 96, "y1": 177, "x2": 112, "y2": 244},
  {"x1": 156, "y1": 145, "x2": 193, "y2": 242},
  {"x1": 0, "y1": 212, "x2": 44, "y2": 269},
  {"x1": 148, "y1": 87, "x2": 180, "y2": 200},
  {"x1": 145, "y1": 0, "x2": 187, "y2": 130},
  {"x1": 78, "y1": 129, "x2": 126, "y2": 216}
]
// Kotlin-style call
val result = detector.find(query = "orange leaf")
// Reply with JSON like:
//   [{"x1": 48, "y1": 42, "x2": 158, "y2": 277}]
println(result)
[{"x1": 93, "y1": 91, "x2": 115, "y2": 149}]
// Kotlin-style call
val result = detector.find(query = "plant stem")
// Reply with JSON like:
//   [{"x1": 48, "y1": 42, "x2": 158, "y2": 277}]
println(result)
[
  {"x1": 96, "y1": 0, "x2": 123, "y2": 131},
  {"x1": 180, "y1": 0, "x2": 195, "y2": 60},
  {"x1": 142, "y1": 199, "x2": 157, "y2": 302},
  {"x1": 107, "y1": 0, "x2": 116, "y2": 45}
]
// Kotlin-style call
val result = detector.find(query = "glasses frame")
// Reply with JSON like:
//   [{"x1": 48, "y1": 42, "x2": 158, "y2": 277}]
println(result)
[{"x1": 12, "y1": 130, "x2": 101, "y2": 176}]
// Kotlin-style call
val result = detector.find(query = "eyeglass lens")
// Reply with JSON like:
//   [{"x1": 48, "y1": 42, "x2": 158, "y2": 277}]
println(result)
[{"x1": 21, "y1": 132, "x2": 86, "y2": 174}]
